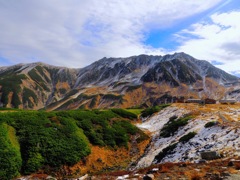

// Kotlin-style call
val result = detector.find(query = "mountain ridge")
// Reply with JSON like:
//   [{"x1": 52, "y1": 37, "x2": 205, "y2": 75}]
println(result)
[{"x1": 0, "y1": 52, "x2": 239, "y2": 110}]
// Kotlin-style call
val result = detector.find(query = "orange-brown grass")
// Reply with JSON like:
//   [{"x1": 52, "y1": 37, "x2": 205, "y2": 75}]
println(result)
[
  {"x1": 31, "y1": 174, "x2": 48, "y2": 179},
  {"x1": 70, "y1": 138, "x2": 150, "y2": 176},
  {"x1": 123, "y1": 88, "x2": 146, "y2": 108},
  {"x1": 49, "y1": 116, "x2": 61, "y2": 125},
  {"x1": 138, "y1": 137, "x2": 151, "y2": 155},
  {"x1": 174, "y1": 103, "x2": 240, "y2": 123},
  {"x1": 160, "y1": 165, "x2": 170, "y2": 173},
  {"x1": 184, "y1": 169, "x2": 206, "y2": 180},
  {"x1": 223, "y1": 113, "x2": 236, "y2": 122},
  {"x1": 56, "y1": 81, "x2": 70, "y2": 90},
  {"x1": 228, "y1": 167, "x2": 238, "y2": 174},
  {"x1": 84, "y1": 86, "x2": 108, "y2": 95},
  {"x1": 70, "y1": 146, "x2": 130, "y2": 175},
  {"x1": 91, "y1": 158, "x2": 240, "y2": 180},
  {"x1": 235, "y1": 162, "x2": 240, "y2": 170}
]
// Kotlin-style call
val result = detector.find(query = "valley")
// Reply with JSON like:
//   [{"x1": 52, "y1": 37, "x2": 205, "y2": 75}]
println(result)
[
  {"x1": 0, "y1": 53, "x2": 239, "y2": 179},
  {"x1": 4, "y1": 103, "x2": 239, "y2": 180},
  {"x1": 0, "y1": 53, "x2": 239, "y2": 111}
]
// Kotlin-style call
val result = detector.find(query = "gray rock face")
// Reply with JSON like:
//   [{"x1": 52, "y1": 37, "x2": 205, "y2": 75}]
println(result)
[
  {"x1": 0, "y1": 52, "x2": 238, "y2": 110},
  {"x1": 200, "y1": 151, "x2": 221, "y2": 160},
  {"x1": 75, "y1": 52, "x2": 238, "y2": 88}
]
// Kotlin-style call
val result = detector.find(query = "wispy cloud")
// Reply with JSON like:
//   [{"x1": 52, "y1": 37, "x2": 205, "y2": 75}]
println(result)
[
  {"x1": 176, "y1": 11, "x2": 240, "y2": 74},
  {"x1": 0, "y1": 0, "x2": 222, "y2": 67}
]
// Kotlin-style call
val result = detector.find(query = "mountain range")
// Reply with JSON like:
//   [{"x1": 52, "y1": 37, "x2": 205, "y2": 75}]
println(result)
[{"x1": 0, "y1": 52, "x2": 239, "y2": 110}]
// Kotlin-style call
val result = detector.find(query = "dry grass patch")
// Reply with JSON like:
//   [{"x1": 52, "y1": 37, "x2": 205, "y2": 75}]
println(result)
[{"x1": 70, "y1": 137, "x2": 150, "y2": 176}]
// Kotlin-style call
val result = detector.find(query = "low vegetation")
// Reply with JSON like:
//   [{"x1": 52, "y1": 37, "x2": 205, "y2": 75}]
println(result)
[
  {"x1": 141, "y1": 104, "x2": 170, "y2": 118},
  {"x1": 0, "y1": 74, "x2": 27, "y2": 108},
  {"x1": 179, "y1": 132, "x2": 197, "y2": 143},
  {"x1": 160, "y1": 115, "x2": 192, "y2": 137},
  {"x1": 0, "y1": 108, "x2": 147, "y2": 179},
  {"x1": 28, "y1": 69, "x2": 50, "y2": 92},
  {"x1": 154, "y1": 143, "x2": 178, "y2": 163},
  {"x1": 204, "y1": 121, "x2": 217, "y2": 128},
  {"x1": 126, "y1": 85, "x2": 141, "y2": 92},
  {"x1": 22, "y1": 88, "x2": 38, "y2": 108},
  {"x1": 0, "y1": 123, "x2": 22, "y2": 180},
  {"x1": 125, "y1": 108, "x2": 143, "y2": 116},
  {"x1": 111, "y1": 108, "x2": 137, "y2": 119}
]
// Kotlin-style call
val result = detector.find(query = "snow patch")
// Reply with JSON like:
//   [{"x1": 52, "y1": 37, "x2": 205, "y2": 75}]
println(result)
[{"x1": 136, "y1": 105, "x2": 240, "y2": 168}]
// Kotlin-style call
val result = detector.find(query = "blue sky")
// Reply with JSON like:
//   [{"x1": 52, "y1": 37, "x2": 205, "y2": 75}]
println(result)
[{"x1": 0, "y1": 0, "x2": 239, "y2": 75}]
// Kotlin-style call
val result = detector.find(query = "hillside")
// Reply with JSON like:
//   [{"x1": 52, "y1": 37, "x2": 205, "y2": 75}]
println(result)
[
  {"x1": 0, "y1": 62, "x2": 78, "y2": 109},
  {"x1": 0, "y1": 108, "x2": 149, "y2": 179},
  {"x1": 10, "y1": 103, "x2": 240, "y2": 179},
  {"x1": 136, "y1": 103, "x2": 240, "y2": 168},
  {"x1": 0, "y1": 53, "x2": 239, "y2": 110}
]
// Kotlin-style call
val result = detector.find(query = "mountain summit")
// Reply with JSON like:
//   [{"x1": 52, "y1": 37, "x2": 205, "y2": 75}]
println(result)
[{"x1": 0, "y1": 53, "x2": 238, "y2": 110}]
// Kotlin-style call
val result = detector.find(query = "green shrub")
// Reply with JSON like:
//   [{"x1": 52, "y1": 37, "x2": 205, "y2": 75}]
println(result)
[
  {"x1": 0, "y1": 108, "x2": 148, "y2": 178},
  {"x1": 111, "y1": 108, "x2": 137, "y2": 119},
  {"x1": 160, "y1": 115, "x2": 192, "y2": 137},
  {"x1": 72, "y1": 110, "x2": 146, "y2": 147},
  {"x1": 28, "y1": 69, "x2": 50, "y2": 92},
  {"x1": 126, "y1": 85, "x2": 141, "y2": 92},
  {"x1": 35, "y1": 66, "x2": 51, "y2": 83},
  {"x1": 0, "y1": 74, "x2": 27, "y2": 107},
  {"x1": 204, "y1": 121, "x2": 217, "y2": 128},
  {"x1": 4, "y1": 111, "x2": 90, "y2": 174},
  {"x1": 102, "y1": 94, "x2": 123, "y2": 100},
  {"x1": 154, "y1": 143, "x2": 177, "y2": 163},
  {"x1": 0, "y1": 123, "x2": 22, "y2": 180},
  {"x1": 125, "y1": 109, "x2": 143, "y2": 116},
  {"x1": 23, "y1": 88, "x2": 38, "y2": 108},
  {"x1": 11, "y1": 92, "x2": 21, "y2": 108},
  {"x1": 141, "y1": 104, "x2": 170, "y2": 118},
  {"x1": 59, "y1": 88, "x2": 67, "y2": 94},
  {"x1": 28, "y1": 69, "x2": 44, "y2": 83},
  {"x1": 169, "y1": 115, "x2": 178, "y2": 122},
  {"x1": 24, "y1": 152, "x2": 44, "y2": 174},
  {"x1": 89, "y1": 97, "x2": 97, "y2": 108},
  {"x1": 179, "y1": 132, "x2": 197, "y2": 143}
]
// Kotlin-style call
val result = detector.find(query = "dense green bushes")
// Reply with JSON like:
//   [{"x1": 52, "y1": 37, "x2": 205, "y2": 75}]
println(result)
[
  {"x1": 23, "y1": 88, "x2": 38, "y2": 108},
  {"x1": 141, "y1": 104, "x2": 170, "y2": 118},
  {"x1": 126, "y1": 85, "x2": 141, "y2": 92},
  {"x1": 0, "y1": 74, "x2": 26, "y2": 108},
  {"x1": 0, "y1": 123, "x2": 22, "y2": 180},
  {"x1": 179, "y1": 132, "x2": 197, "y2": 143},
  {"x1": 160, "y1": 115, "x2": 192, "y2": 137},
  {"x1": 58, "y1": 109, "x2": 146, "y2": 147},
  {"x1": 204, "y1": 121, "x2": 217, "y2": 128},
  {"x1": 102, "y1": 94, "x2": 123, "y2": 100},
  {"x1": 0, "y1": 111, "x2": 90, "y2": 175},
  {"x1": 28, "y1": 69, "x2": 50, "y2": 92},
  {"x1": 0, "y1": 108, "x2": 148, "y2": 178},
  {"x1": 111, "y1": 108, "x2": 137, "y2": 119},
  {"x1": 154, "y1": 143, "x2": 177, "y2": 163}
]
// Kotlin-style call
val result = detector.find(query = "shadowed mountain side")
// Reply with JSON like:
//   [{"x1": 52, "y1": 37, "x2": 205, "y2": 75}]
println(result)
[{"x1": 0, "y1": 53, "x2": 238, "y2": 110}]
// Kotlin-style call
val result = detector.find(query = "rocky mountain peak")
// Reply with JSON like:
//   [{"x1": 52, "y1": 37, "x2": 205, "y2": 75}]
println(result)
[{"x1": 0, "y1": 52, "x2": 239, "y2": 110}]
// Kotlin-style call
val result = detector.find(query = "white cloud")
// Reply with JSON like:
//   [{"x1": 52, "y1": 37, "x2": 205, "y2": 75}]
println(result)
[
  {"x1": 176, "y1": 11, "x2": 240, "y2": 74},
  {"x1": 0, "y1": 0, "x2": 222, "y2": 67}
]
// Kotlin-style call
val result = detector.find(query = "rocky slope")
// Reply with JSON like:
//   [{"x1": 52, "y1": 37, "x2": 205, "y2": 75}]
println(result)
[
  {"x1": 0, "y1": 53, "x2": 238, "y2": 110},
  {"x1": 14, "y1": 103, "x2": 240, "y2": 180},
  {"x1": 136, "y1": 103, "x2": 240, "y2": 168},
  {"x1": 0, "y1": 62, "x2": 78, "y2": 109}
]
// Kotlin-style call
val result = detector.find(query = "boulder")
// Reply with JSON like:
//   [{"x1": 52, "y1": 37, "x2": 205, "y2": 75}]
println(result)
[
  {"x1": 143, "y1": 174, "x2": 154, "y2": 180},
  {"x1": 200, "y1": 151, "x2": 221, "y2": 160}
]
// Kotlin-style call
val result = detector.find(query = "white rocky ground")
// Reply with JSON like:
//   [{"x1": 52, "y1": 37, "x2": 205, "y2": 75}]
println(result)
[{"x1": 136, "y1": 104, "x2": 240, "y2": 168}]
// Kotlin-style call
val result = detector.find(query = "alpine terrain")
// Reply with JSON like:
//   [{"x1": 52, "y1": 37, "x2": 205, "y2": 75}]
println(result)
[
  {"x1": 0, "y1": 52, "x2": 239, "y2": 110},
  {"x1": 0, "y1": 52, "x2": 240, "y2": 180}
]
